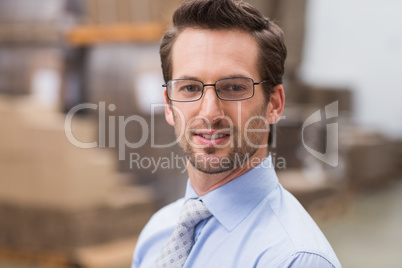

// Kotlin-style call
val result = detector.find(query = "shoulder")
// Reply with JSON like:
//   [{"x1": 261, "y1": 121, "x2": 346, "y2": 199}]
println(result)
[
  {"x1": 258, "y1": 251, "x2": 341, "y2": 268},
  {"x1": 255, "y1": 185, "x2": 341, "y2": 267}
]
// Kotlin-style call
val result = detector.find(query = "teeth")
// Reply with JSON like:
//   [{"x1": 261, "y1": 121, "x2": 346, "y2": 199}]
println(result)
[{"x1": 200, "y1": 134, "x2": 226, "y2": 139}]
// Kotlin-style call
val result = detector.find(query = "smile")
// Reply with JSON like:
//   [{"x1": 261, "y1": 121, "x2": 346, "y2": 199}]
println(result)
[
  {"x1": 198, "y1": 133, "x2": 229, "y2": 140},
  {"x1": 192, "y1": 130, "x2": 231, "y2": 145}
]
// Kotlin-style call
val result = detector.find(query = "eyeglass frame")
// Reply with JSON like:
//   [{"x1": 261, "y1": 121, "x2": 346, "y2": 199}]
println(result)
[{"x1": 163, "y1": 77, "x2": 270, "y2": 102}]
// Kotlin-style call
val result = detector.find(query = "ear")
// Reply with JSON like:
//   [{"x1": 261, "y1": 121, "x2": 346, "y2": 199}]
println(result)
[
  {"x1": 164, "y1": 89, "x2": 175, "y2": 126},
  {"x1": 266, "y1": 84, "x2": 285, "y2": 124}
]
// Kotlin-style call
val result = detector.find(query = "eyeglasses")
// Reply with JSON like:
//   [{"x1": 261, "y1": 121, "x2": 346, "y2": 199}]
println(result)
[{"x1": 163, "y1": 77, "x2": 269, "y2": 102}]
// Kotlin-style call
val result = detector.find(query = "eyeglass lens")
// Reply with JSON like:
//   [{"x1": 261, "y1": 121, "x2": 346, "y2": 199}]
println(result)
[{"x1": 168, "y1": 77, "x2": 254, "y2": 101}]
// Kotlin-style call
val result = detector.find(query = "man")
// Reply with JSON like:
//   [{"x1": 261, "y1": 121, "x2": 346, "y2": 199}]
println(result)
[{"x1": 133, "y1": 0, "x2": 341, "y2": 267}]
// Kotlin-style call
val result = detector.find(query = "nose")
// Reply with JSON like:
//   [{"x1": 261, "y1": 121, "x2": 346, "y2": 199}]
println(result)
[{"x1": 199, "y1": 86, "x2": 225, "y2": 123}]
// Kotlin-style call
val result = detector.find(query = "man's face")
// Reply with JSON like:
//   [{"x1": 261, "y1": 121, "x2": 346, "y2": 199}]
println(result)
[{"x1": 165, "y1": 28, "x2": 271, "y2": 174}]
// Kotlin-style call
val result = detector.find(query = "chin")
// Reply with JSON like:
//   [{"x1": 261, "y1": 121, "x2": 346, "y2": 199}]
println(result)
[{"x1": 187, "y1": 152, "x2": 234, "y2": 174}]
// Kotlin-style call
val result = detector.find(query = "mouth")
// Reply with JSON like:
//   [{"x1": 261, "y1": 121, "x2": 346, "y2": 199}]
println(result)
[
  {"x1": 192, "y1": 130, "x2": 231, "y2": 146},
  {"x1": 196, "y1": 133, "x2": 229, "y2": 140}
]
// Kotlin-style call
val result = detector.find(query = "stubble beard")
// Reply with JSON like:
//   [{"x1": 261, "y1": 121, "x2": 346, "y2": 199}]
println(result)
[{"x1": 172, "y1": 104, "x2": 269, "y2": 174}]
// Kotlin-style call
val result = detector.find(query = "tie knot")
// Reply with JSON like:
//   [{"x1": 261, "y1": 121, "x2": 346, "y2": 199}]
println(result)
[{"x1": 178, "y1": 199, "x2": 211, "y2": 229}]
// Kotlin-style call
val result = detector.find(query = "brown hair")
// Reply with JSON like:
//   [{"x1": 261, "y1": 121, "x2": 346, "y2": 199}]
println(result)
[{"x1": 160, "y1": 0, "x2": 287, "y2": 100}]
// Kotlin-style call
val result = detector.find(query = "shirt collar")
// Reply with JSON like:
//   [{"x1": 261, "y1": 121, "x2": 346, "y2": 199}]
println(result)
[{"x1": 184, "y1": 156, "x2": 279, "y2": 231}]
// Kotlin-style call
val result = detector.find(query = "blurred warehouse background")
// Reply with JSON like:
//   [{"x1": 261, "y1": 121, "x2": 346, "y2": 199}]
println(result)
[{"x1": 0, "y1": 0, "x2": 401, "y2": 267}]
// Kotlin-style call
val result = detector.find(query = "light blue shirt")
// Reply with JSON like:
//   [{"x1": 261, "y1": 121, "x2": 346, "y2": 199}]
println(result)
[{"x1": 132, "y1": 157, "x2": 341, "y2": 267}]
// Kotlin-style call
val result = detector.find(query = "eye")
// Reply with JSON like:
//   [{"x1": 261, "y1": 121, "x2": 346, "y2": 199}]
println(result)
[
  {"x1": 230, "y1": 84, "x2": 247, "y2": 91},
  {"x1": 221, "y1": 83, "x2": 247, "y2": 92},
  {"x1": 179, "y1": 84, "x2": 201, "y2": 92}
]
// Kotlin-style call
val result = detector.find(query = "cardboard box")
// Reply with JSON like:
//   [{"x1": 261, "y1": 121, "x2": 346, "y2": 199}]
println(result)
[{"x1": 345, "y1": 132, "x2": 397, "y2": 189}]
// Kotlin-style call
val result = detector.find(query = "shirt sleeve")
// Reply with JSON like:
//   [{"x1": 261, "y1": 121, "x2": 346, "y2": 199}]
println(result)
[{"x1": 275, "y1": 252, "x2": 337, "y2": 268}]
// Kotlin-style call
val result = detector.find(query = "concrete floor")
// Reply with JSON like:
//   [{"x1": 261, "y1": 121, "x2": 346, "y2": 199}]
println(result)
[{"x1": 317, "y1": 179, "x2": 402, "y2": 268}]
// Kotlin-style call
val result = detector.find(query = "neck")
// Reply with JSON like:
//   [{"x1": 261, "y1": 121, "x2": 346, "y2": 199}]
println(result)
[{"x1": 188, "y1": 149, "x2": 267, "y2": 196}]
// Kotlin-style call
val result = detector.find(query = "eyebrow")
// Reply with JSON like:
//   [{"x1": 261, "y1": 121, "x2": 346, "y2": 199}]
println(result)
[
  {"x1": 176, "y1": 75, "x2": 200, "y2": 80},
  {"x1": 175, "y1": 74, "x2": 251, "y2": 81}
]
